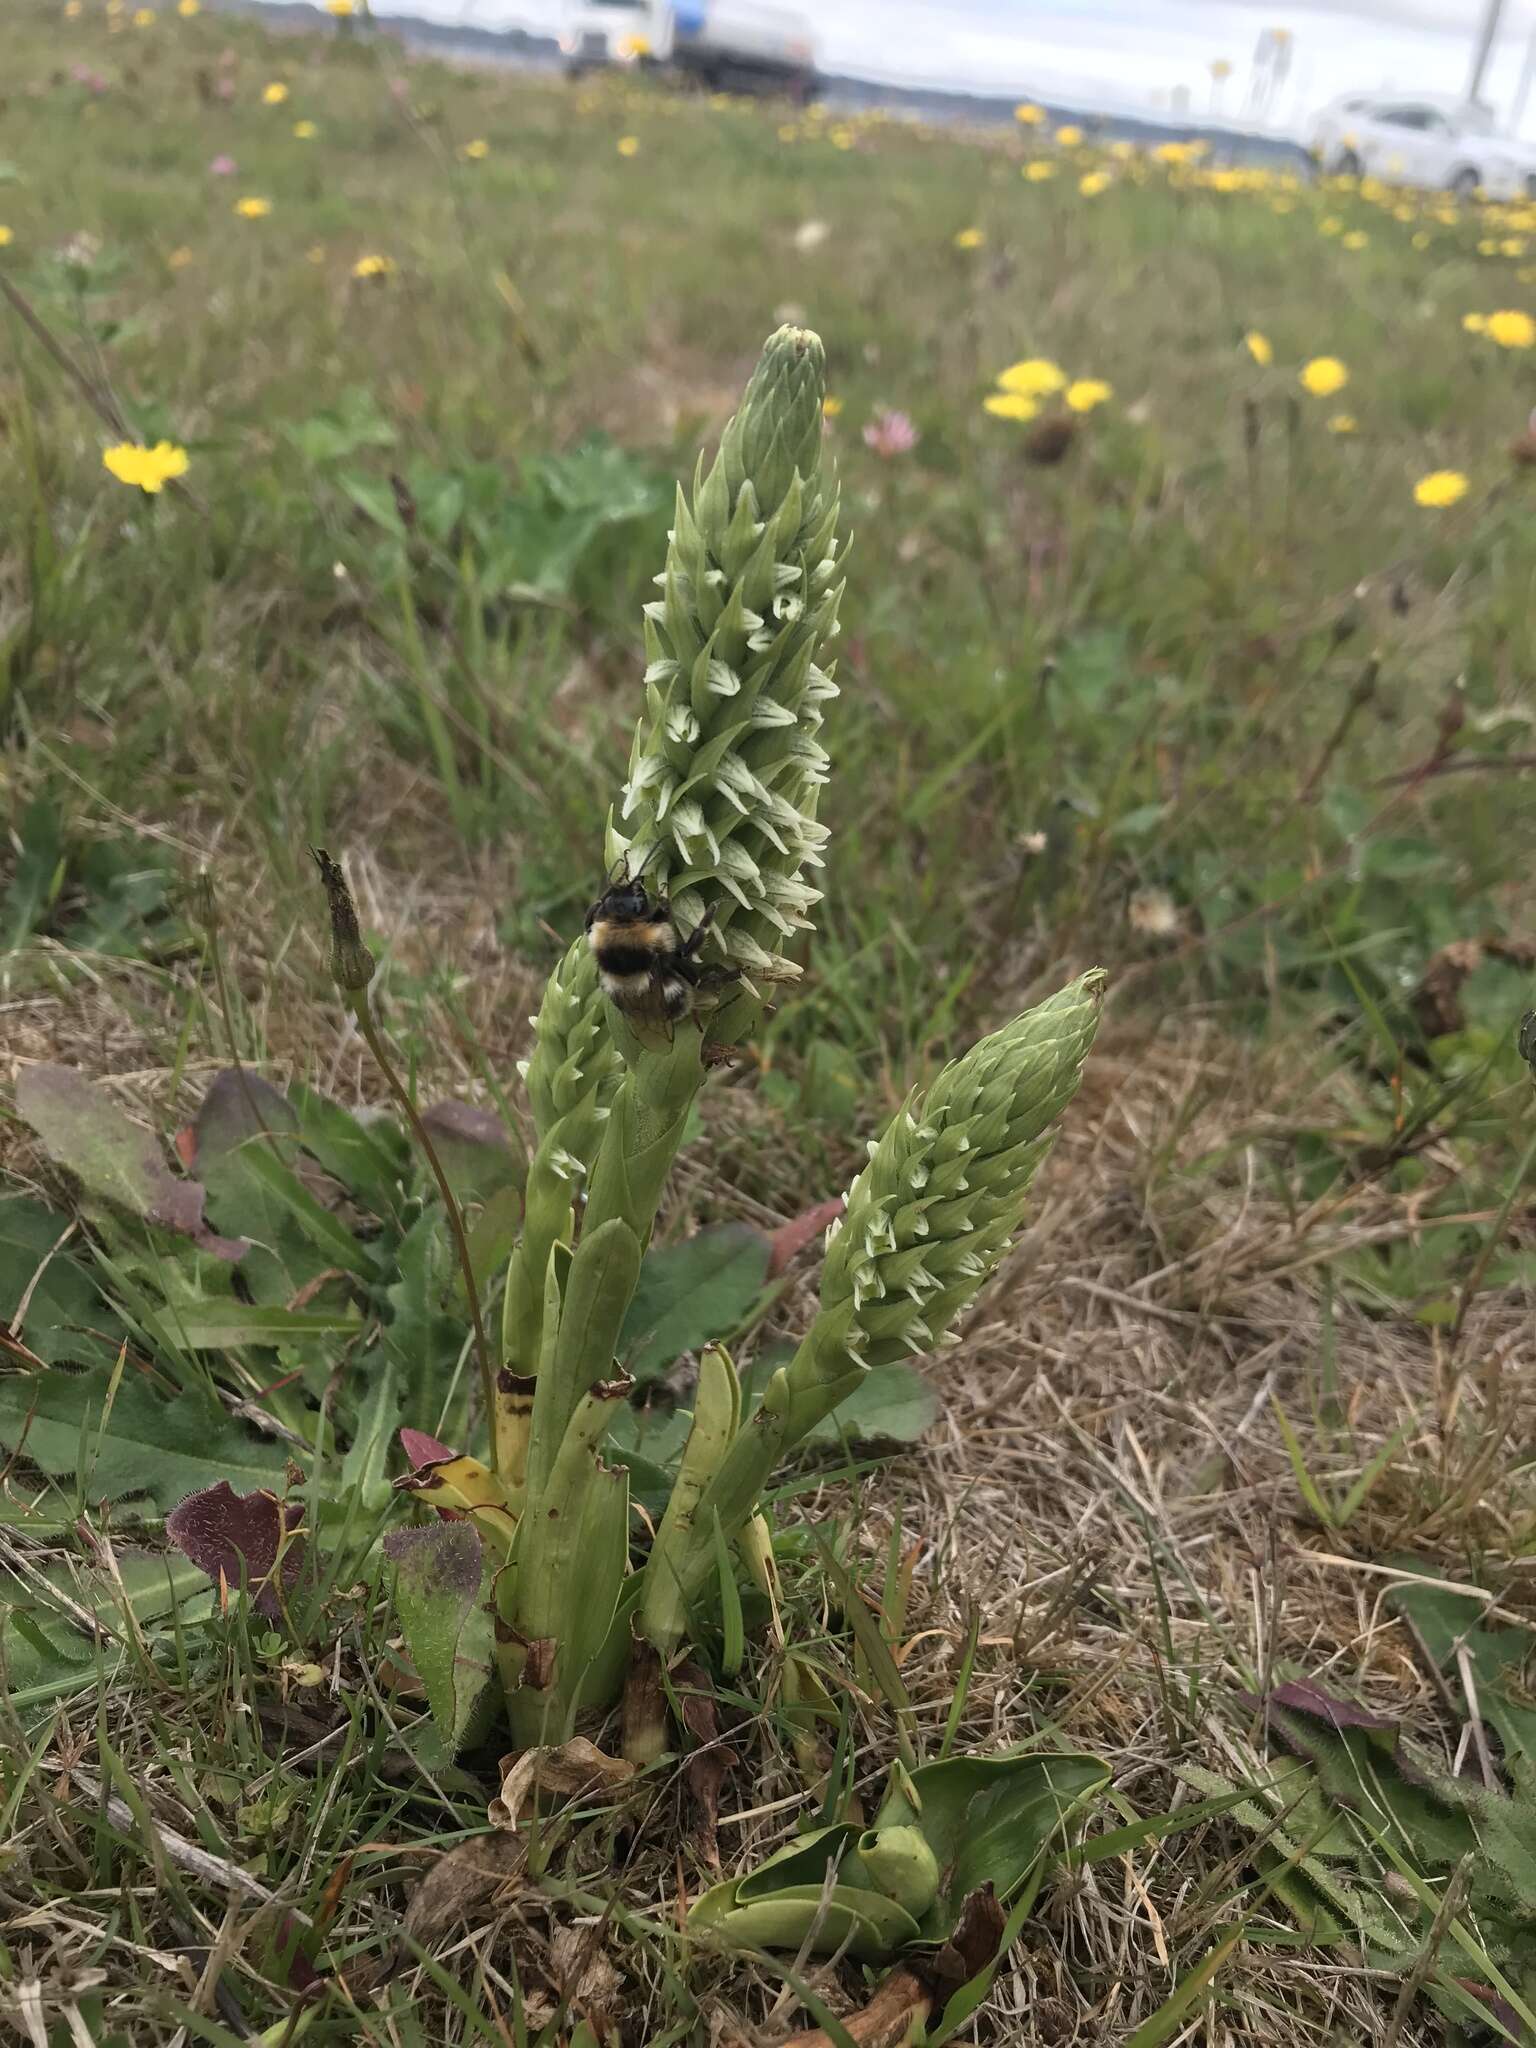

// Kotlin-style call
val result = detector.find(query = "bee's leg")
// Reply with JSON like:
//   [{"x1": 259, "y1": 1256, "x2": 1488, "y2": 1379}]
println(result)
[{"x1": 679, "y1": 903, "x2": 718, "y2": 961}]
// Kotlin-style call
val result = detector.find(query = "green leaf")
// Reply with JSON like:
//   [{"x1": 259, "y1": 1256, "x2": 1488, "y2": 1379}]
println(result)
[
  {"x1": 0, "y1": 1195, "x2": 124, "y2": 1366},
  {"x1": 809, "y1": 1363, "x2": 938, "y2": 1447},
  {"x1": 0, "y1": 795, "x2": 65, "y2": 952},
  {"x1": 382, "y1": 1522, "x2": 493, "y2": 1754},
  {"x1": 619, "y1": 1224, "x2": 771, "y2": 1383},
  {"x1": 341, "y1": 1356, "x2": 401, "y2": 1511},
  {"x1": 871, "y1": 1750, "x2": 1111, "y2": 1942},
  {"x1": 286, "y1": 1082, "x2": 406, "y2": 1221},
  {"x1": 0, "y1": 1549, "x2": 214, "y2": 1712},
  {"x1": 0, "y1": 1367, "x2": 288, "y2": 1510},
  {"x1": 419, "y1": 1101, "x2": 521, "y2": 1208},
  {"x1": 144, "y1": 1301, "x2": 359, "y2": 1350}
]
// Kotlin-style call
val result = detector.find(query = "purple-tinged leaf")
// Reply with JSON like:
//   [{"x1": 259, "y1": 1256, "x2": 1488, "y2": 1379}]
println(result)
[
  {"x1": 1253, "y1": 1680, "x2": 1398, "y2": 1734},
  {"x1": 420, "y1": 1101, "x2": 521, "y2": 1206},
  {"x1": 166, "y1": 1480, "x2": 307, "y2": 1621},
  {"x1": 401, "y1": 1426, "x2": 457, "y2": 1469},
  {"x1": 15, "y1": 1065, "x2": 248, "y2": 1261},
  {"x1": 189, "y1": 1069, "x2": 298, "y2": 1172}
]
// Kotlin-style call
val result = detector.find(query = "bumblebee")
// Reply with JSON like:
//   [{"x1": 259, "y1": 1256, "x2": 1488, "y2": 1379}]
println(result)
[{"x1": 584, "y1": 855, "x2": 738, "y2": 1036}]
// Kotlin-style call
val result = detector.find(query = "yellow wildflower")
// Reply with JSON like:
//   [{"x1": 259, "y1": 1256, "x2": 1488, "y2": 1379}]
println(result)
[
  {"x1": 235, "y1": 196, "x2": 272, "y2": 218},
  {"x1": 462, "y1": 138, "x2": 490, "y2": 160},
  {"x1": 0, "y1": 227, "x2": 12, "y2": 248},
  {"x1": 1463, "y1": 312, "x2": 1488, "y2": 333},
  {"x1": 1079, "y1": 171, "x2": 1110, "y2": 197},
  {"x1": 1023, "y1": 160, "x2": 1056, "y2": 182},
  {"x1": 177, "y1": 0, "x2": 198, "y2": 12},
  {"x1": 617, "y1": 135, "x2": 640, "y2": 156},
  {"x1": 953, "y1": 227, "x2": 984, "y2": 248},
  {"x1": 132, "y1": 6, "x2": 154, "y2": 21},
  {"x1": 1065, "y1": 378, "x2": 1112, "y2": 413},
  {"x1": 1243, "y1": 331, "x2": 1273, "y2": 366},
  {"x1": 1319, "y1": 215, "x2": 1343, "y2": 236},
  {"x1": 822, "y1": 395, "x2": 843, "y2": 418},
  {"x1": 1487, "y1": 308, "x2": 1536, "y2": 348},
  {"x1": 1413, "y1": 469, "x2": 1468, "y2": 508},
  {"x1": 293, "y1": 119, "x2": 317, "y2": 139},
  {"x1": 1014, "y1": 102, "x2": 1046, "y2": 125},
  {"x1": 262, "y1": 80, "x2": 289, "y2": 103},
  {"x1": 102, "y1": 440, "x2": 189, "y2": 494},
  {"x1": 352, "y1": 253, "x2": 394, "y2": 278},
  {"x1": 326, "y1": 0, "x2": 355, "y2": 13},
  {"x1": 983, "y1": 392, "x2": 1039, "y2": 421},
  {"x1": 1327, "y1": 414, "x2": 1357, "y2": 434},
  {"x1": 1342, "y1": 230, "x2": 1369, "y2": 250},
  {"x1": 997, "y1": 358, "x2": 1067, "y2": 397},
  {"x1": 1054, "y1": 125, "x2": 1083, "y2": 147},
  {"x1": 1300, "y1": 356, "x2": 1348, "y2": 397}
]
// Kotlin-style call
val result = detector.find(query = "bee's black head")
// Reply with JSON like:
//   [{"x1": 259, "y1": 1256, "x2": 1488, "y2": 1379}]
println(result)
[{"x1": 592, "y1": 876, "x2": 654, "y2": 925}]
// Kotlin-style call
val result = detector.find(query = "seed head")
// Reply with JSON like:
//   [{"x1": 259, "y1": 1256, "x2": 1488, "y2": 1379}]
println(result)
[{"x1": 311, "y1": 847, "x2": 376, "y2": 992}]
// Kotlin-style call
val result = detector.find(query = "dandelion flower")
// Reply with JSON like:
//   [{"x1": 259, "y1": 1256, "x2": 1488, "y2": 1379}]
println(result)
[
  {"x1": 462, "y1": 137, "x2": 489, "y2": 160},
  {"x1": 983, "y1": 392, "x2": 1039, "y2": 421},
  {"x1": 326, "y1": 0, "x2": 355, "y2": 13},
  {"x1": 1015, "y1": 102, "x2": 1046, "y2": 125},
  {"x1": 1243, "y1": 331, "x2": 1273, "y2": 366},
  {"x1": 1488, "y1": 308, "x2": 1536, "y2": 348},
  {"x1": 822, "y1": 394, "x2": 843, "y2": 418},
  {"x1": 293, "y1": 118, "x2": 317, "y2": 138},
  {"x1": 262, "y1": 81, "x2": 289, "y2": 103},
  {"x1": 1079, "y1": 171, "x2": 1110, "y2": 196},
  {"x1": 1023, "y1": 160, "x2": 1056, "y2": 182},
  {"x1": 997, "y1": 358, "x2": 1067, "y2": 397},
  {"x1": 1342, "y1": 229, "x2": 1369, "y2": 250},
  {"x1": 1327, "y1": 413, "x2": 1358, "y2": 434},
  {"x1": 1065, "y1": 378, "x2": 1112, "y2": 413},
  {"x1": 351, "y1": 252, "x2": 394, "y2": 278},
  {"x1": 102, "y1": 440, "x2": 188, "y2": 494},
  {"x1": 617, "y1": 135, "x2": 640, "y2": 156},
  {"x1": 167, "y1": 245, "x2": 194, "y2": 268},
  {"x1": 953, "y1": 226, "x2": 984, "y2": 248},
  {"x1": 132, "y1": 7, "x2": 154, "y2": 23},
  {"x1": 1300, "y1": 356, "x2": 1348, "y2": 397},
  {"x1": 1054, "y1": 124, "x2": 1083, "y2": 147},
  {"x1": 1413, "y1": 470, "x2": 1468, "y2": 508},
  {"x1": 177, "y1": 0, "x2": 198, "y2": 12},
  {"x1": 235, "y1": 196, "x2": 271, "y2": 218},
  {"x1": 0, "y1": 227, "x2": 12, "y2": 248},
  {"x1": 1463, "y1": 312, "x2": 1488, "y2": 334}
]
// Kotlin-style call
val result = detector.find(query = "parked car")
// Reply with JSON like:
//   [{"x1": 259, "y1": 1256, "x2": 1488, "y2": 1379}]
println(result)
[
  {"x1": 559, "y1": 1, "x2": 817, "y2": 100},
  {"x1": 1308, "y1": 91, "x2": 1536, "y2": 199}
]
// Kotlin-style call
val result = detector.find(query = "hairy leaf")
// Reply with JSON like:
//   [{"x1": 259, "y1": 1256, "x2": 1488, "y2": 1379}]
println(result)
[
  {"x1": 15, "y1": 1064, "x2": 246, "y2": 1260},
  {"x1": 166, "y1": 1480, "x2": 307, "y2": 1621},
  {"x1": 0, "y1": 1366, "x2": 288, "y2": 1509}
]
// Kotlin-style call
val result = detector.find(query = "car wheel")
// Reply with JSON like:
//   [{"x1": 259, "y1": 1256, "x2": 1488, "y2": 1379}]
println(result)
[
  {"x1": 1449, "y1": 166, "x2": 1480, "y2": 198},
  {"x1": 1332, "y1": 148, "x2": 1362, "y2": 178}
]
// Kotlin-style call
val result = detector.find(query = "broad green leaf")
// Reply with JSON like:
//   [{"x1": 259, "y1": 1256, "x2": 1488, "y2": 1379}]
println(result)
[
  {"x1": 0, "y1": 1195, "x2": 123, "y2": 1366},
  {"x1": 1385, "y1": 1562, "x2": 1536, "y2": 1787},
  {"x1": 810, "y1": 1363, "x2": 938, "y2": 1447},
  {"x1": 382, "y1": 1522, "x2": 493, "y2": 1754},
  {"x1": 190, "y1": 1070, "x2": 350, "y2": 1303},
  {"x1": 0, "y1": 1366, "x2": 288, "y2": 1509},
  {"x1": 619, "y1": 1224, "x2": 771, "y2": 1383},
  {"x1": 871, "y1": 1750, "x2": 1111, "y2": 1942},
  {"x1": 287, "y1": 1082, "x2": 407, "y2": 1221},
  {"x1": 419, "y1": 1100, "x2": 521, "y2": 1207}
]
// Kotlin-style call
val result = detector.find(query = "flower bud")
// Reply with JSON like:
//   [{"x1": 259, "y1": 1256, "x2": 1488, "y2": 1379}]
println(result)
[{"x1": 311, "y1": 847, "x2": 376, "y2": 992}]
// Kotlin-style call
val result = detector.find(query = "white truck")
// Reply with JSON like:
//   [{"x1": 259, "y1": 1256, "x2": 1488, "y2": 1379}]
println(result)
[{"x1": 559, "y1": 1, "x2": 817, "y2": 100}]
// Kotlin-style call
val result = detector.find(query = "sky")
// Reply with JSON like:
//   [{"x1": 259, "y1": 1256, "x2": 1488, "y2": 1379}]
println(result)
[{"x1": 366, "y1": 0, "x2": 1536, "y2": 136}]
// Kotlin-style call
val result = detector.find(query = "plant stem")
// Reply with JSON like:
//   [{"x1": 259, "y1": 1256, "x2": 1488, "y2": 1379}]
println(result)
[{"x1": 349, "y1": 988, "x2": 498, "y2": 1464}]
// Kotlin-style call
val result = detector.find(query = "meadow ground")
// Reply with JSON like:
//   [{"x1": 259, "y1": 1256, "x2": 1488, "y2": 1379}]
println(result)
[{"x1": 5, "y1": 3, "x2": 1536, "y2": 2041}]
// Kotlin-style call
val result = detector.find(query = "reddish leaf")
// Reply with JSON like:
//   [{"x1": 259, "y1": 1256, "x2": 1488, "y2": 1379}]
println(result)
[
  {"x1": 400, "y1": 1426, "x2": 457, "y2": 1468},
  {"x1": 173, "y1": 1126, "x2": 197, "y2": 1171},
  {"x1": 676, "y1": 1661, "x2": 735, "y2": 1873},
  {"x1": 166, "y1": 1480, "x2": 307, "y2": 1622},
  {"x1": 1261, "y1": 1680, "x2": 1398, "y2": 1733},
  {"x1": 766, "y1": 1196, "x2": 845, "y2": 1280}
]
